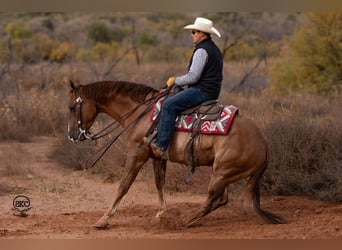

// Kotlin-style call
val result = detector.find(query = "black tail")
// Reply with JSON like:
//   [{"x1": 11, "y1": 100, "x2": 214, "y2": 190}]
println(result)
[
  {"x1": 252, "y1": 175, "x2": 286, "y2": 224},
  {"x1": 249, "y1": 149, "x2": 286, "y2": 224}
]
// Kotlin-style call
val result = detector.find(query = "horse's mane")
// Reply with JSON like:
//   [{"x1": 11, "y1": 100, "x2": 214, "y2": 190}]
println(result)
[{"x1": 81, "y1": 81, "x2": 157, "y2": 103}]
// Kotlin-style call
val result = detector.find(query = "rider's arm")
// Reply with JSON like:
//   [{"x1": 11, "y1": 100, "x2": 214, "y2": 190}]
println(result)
[{"x1": 175, "y1": 48, "x2": 208, "y2": 86}]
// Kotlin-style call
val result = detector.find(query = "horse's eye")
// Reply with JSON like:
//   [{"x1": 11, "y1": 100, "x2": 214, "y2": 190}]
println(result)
[{"x1": 69, "y1": 107, "x2": 76, "y2": 112}]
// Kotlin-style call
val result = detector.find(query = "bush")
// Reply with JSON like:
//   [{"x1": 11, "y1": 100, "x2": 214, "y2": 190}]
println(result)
[
  {"x1": 0, "y1": 88, "x2": 67, "y2": 138},
  {"x1": 75, "y1": 42, "x2": 118, "y2": 62},
  {"x1": 269, "y1": 12, "x2": 342, "y2": 94},
  {"x1": 87, "y1": 21, "x2": 112, "y2": 44},
  {"x1": 5, "y1": 21, "x2": 32, "y2": 39},
  {"x1": 49, "y1": 42, "x2": 73, "y2": 62},
  {"x1": 0, "y1": 101, "x2": 30, "y2": 141},
  {"x1": 261, "y1": 95, "x2": 342, "y2": 202},
  {"x1": 138, "y1": 32, "x2": 158, "y2": 47}
]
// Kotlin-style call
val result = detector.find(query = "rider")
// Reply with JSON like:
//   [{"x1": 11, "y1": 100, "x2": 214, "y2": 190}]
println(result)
[{"x1": 150, "y1": 17, "x2": 223, "y2": 159}]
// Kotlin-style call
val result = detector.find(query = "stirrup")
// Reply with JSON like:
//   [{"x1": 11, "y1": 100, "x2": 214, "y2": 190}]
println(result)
[{"x1": 143, "y1": 130, "x2": 157, "y2": 145}]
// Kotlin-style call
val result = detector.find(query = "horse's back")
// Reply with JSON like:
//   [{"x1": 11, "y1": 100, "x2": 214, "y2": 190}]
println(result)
[
  {"x1": 169, "y1": 114, "x2": 268, "y2": 168},
  {"x1": 213, "y1": 114, "x2": 268, "y2": 166}
]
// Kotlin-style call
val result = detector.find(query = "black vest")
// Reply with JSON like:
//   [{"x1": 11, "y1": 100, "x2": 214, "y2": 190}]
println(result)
[{"x1": 188, "y1": 38, "x2": 223, "y2": 99}]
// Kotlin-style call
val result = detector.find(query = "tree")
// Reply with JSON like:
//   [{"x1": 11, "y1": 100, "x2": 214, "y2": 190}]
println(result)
[{"x1": 270, "y1": 12, "x2": 342, "y2": 94}]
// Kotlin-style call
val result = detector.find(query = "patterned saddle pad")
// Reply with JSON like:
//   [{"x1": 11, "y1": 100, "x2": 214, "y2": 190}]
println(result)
[{"x1": 150, "y1": 97, "x2": 238, "y2": 135}]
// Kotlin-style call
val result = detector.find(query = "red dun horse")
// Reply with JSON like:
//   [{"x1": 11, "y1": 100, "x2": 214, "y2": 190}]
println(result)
[{"x1": 68, "y1": 80, "x2": 284, "y2": 229}]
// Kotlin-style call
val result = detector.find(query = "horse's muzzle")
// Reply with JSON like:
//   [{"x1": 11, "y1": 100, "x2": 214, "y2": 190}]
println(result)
[
  {"x1": 68, "y1": 130, "x2": 88, "y2": 142},
  {"x1": 68, "y1": 125, "x2": 88, "y2": 142}
]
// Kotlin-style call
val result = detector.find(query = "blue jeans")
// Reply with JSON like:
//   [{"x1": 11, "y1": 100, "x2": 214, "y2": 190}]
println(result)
[{"x1": 155, "y1": 87, "x2": 212, "y2": 150}]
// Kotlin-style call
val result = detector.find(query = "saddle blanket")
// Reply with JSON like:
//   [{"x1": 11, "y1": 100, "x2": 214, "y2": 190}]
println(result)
[{"x1": 150, "y1": 99, "x2": 238, "y2": 135}]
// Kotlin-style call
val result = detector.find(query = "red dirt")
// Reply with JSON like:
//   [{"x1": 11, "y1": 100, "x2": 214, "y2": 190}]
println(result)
[{"x1": 0, "y1": 137, "x2": 341, "y2": 239}]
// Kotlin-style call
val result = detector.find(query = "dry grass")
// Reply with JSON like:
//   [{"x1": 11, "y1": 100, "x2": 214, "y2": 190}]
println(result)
[
  {"x1": 261, "y1": 95, "x2": 342, "y2": 201},
  {"x1": 0, "y1": 143, "x2": 33, "y2": 195},
  {"x1": 1, "y1": 62, "x2": 341, "y2": 202},
  {"x1": 0, "y1": 143, "x2": 34, "y2": 178}
]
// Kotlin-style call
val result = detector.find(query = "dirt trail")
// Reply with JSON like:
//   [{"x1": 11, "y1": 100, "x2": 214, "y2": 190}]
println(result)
[{"x1": 0, "y1": 137, "x2": 341, "y2": 239}]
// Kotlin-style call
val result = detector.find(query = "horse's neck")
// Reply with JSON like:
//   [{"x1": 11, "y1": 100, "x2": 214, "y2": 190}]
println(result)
[
  {"x1": 96, "y1": 87, "x2": 156, "y2": 126},
  {"x1": 101, "y1": 98, "x2": 141, "y2": 126}
]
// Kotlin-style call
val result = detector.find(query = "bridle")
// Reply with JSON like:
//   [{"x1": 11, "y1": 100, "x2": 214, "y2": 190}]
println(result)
[
  {"x1": 69, "y1": 86, "x2": 93, "y2": 142},
  {"x1": 69, "y1": 85, "x2": 172, "y2": 167},
  {"x1": 70, "y1": 85, "x2": 166, "y2": 142}
]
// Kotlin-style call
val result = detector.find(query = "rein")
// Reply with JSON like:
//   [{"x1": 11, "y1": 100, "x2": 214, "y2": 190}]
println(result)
[
  {"x1": 77, "y1": 86, "x2": 172, "y2": 168},
  {"x1": 74, "y1": 86, "x2": 146, "y2": 141}
]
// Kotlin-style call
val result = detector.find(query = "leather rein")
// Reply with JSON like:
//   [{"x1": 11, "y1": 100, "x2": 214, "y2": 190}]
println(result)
[{"x1": 74, "y1": 85, "x2": 171, "y2": 168}]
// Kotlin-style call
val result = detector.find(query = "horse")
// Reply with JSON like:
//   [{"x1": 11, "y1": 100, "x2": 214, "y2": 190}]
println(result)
[{"x1": 67, "y1": 80, "x2": 284, "y2": 229}]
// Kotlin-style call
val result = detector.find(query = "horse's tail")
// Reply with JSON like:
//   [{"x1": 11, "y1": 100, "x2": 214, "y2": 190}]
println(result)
[{"x1": 244, "y1": 148, "x2": 286, "y2": 224}]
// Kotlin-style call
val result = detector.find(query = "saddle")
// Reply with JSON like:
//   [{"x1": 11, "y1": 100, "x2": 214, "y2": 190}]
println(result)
[
  {"x1": 179, "y1": 100, "x2": 224, "y2": 121},
  {"x1": 181, "y1": 101, "x2": 225, "y2": 180},
  {"x1": 144, "y1": 99, "x2": 225, "y2": 183}
]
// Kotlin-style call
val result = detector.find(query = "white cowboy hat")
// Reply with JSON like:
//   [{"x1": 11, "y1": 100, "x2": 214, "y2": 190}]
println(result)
[{"x1": 184, "y1": 17, "x2": 221, "y2": 38}]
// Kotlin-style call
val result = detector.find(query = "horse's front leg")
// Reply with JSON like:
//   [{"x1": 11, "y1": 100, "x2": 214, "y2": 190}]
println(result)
[
  {"x1": 93, "y1": 150, "x2": 149, "y2": 229},
  {"x1": 152, "y1": 159, "x2": 167, "y2": 218}
]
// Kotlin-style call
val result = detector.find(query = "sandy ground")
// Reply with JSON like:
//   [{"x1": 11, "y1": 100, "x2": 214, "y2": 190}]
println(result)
[{"x1": 0, "y1": 137, "x2": 341, "y2": 239}]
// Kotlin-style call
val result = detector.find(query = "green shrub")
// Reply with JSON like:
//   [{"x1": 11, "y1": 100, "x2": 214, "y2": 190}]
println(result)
[
  {"x1": 138, "y1": 32, "x2": 158, "y2": 47},
  {"x1": 42, "y1": 18, "x2": 55, "y2": 31},
  {"x1": 5, "y1": 21, "x2": 32, "y2": 39},
  {"x1": 75, "y1": 42, "x2": 118, "y2": 62},
  {"x1": 87, "y1": 21, "x2": 112, "y2": 44},
  {"x1": 269, "y1": 12, "x2": 342, "y2": 94}
]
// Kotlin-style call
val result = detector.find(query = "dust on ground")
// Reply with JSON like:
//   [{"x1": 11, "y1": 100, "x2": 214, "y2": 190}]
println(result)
[{"x1": 0, "y1": 137, "x2": 341, "y2": 239}]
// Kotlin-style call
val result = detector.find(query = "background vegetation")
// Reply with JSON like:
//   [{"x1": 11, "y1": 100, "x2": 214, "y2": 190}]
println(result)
[{"x1": 0, "y1": 12, "x2": 341, "y2": 202}]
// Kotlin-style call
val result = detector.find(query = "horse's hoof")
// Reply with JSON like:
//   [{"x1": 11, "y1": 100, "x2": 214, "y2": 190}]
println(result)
[
  {"x1": 93, "y1": 219, "x2": 110, "y2": 230},
  {"x1": 93, "y1": 223, "x2": 110, "y2": 230},
  {"x1": 185, "y1": 221, "x2": 195, "y2": 228},
  {"x1": 185, "y1": 217, "x2": 201, "y2": 228},
  {"x1": 155, "y1": 210, "x2": 165, "y2": 218}
]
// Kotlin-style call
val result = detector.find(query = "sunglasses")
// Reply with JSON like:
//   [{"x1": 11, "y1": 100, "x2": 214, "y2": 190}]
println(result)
[{"x1": 191, "y1": 30, "x2": 200, "y2": 35}]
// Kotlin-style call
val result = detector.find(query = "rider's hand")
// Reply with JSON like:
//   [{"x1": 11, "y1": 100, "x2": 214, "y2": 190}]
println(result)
[{"x1": 166, "y1": 77, "x2": 175, "y2": 87}]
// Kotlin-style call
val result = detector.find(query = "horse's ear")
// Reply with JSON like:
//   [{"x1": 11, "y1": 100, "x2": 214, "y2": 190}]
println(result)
[{"x1": 70, "y1": 80, "x2": 76, "y2": 90}]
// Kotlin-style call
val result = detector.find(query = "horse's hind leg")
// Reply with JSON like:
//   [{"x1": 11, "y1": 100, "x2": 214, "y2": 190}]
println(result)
[
  {"x1": 186, "y1": 177, "x2": 229, "y2": 227},
  {"x1": 153, "y1": 159, "x2": 167, "y2": 217}
]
